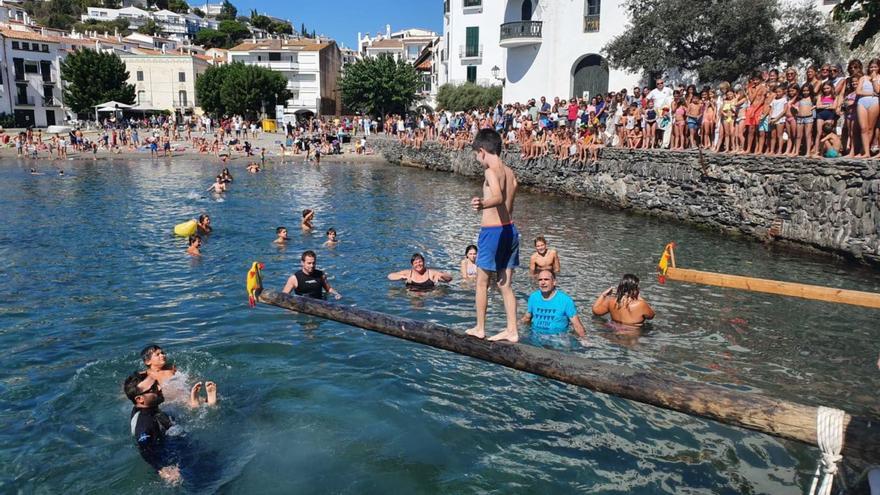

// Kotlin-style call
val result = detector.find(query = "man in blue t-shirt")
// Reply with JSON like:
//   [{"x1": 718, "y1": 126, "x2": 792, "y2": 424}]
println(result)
[{"x1": 522, "y1": 269, "x2": 586, "y2": 338}]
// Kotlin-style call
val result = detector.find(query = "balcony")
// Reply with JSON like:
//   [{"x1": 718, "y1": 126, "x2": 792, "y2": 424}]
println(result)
[
  {"x1": 500, "y1": 20, "x2": 543, "y2": 48},
  {"x1": 459, "y1": 44, "x2": 483, "y2": 61},
  {"x1": 43, "y1": 97, "x2": 60, "y2": 107},
  {"x1": 584, "y1": 14, "x2": 600, "y2": 32},
  {"x1": 16, "y1": 95, "x2": 35, "y2": 106}
]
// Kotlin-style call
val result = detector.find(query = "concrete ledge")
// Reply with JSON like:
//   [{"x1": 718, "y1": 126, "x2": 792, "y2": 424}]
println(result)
[{"x1": 374, "y1": 138, "x2": 880, "y2": 265}]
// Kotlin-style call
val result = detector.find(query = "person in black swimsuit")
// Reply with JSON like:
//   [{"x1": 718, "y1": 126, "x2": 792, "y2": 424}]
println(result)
[
  {"x1": 123, "y1": 372, "x2": 181, "y2": 484},
  {"x1": 387, "y1": 253, "x2": 453, "y2": 292},
  {"x1": 282, "y1": 250, "x2": 341, "y2": 299}
]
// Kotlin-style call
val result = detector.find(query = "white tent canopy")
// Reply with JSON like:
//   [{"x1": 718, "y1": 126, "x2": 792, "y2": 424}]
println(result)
[{"x1": 95, "y1": 101, "x2": 132, "y2": 110}]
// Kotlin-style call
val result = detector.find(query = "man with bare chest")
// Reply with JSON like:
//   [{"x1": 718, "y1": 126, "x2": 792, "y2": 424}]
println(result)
[{"x1": 466, "y1": 129, "x2": 520, "y2": 342}]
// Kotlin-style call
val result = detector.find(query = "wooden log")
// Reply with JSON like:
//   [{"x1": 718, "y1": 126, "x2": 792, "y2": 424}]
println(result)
[
  {"x1": 259, "y1": 289, "x2": 880, "y2": 463},
  {"x1": 666, "y1": 267, "x2": 880, "y2": 309}
]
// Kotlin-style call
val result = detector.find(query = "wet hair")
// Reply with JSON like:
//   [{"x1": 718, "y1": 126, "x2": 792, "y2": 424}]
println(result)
[
  {"x1": 822, "y1": 122, "x2": 835, "y2": 134},
  {"x1": 198, "y1": 214, "x2": 209, "y2": 224},
  {"x1": 301, "y1": 250, "x2": 316, "y2": 261},
  {"x1": 326, "y1": 228, "x2": 336, "y2": 236},
  {"x1": 187, "y1": 235, "x2": 201, "y2": 246},
  {"x1": 534, "y1": 235, "x2": 547, "y2": 246},
  {"x1": 302, "y1": 209, "x2": 313, "y2": 218},
  {"x1": 124, "y1": 372, "x2": 147, "y2": 403},
  {"x1": 276, "y1": 226, "x2": 286, "y2": 234},
  {"x1": 465, "y1": 244, "x2": 477, "y2": 256},
  {"x1": 615, "y1": 274, "x2": 641, "y2": 308},
  {"x1": 471, "y1": 128, "x2": 502, "y2": 155},
  {"x1": 140, "y1": 344, "x2": 162, "y2": 363},
  {"x1": 410, "y1": 253, "x2": 425, "y2": 265}
]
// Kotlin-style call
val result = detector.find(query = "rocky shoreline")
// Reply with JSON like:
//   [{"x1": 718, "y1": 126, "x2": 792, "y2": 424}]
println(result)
[{"x1": 374, "y1": 138, "x2": 880, "y2": 265}]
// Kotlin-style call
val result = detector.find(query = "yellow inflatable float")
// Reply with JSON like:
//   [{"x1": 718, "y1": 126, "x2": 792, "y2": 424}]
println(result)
[{"x1": 173, "y1": 219, "x2": 198, "y2": 237}]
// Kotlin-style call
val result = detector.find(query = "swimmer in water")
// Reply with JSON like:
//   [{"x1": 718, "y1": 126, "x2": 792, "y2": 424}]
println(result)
[
  {"x1": 58, "y1": 169, "x2": 64, "y2": 176},
  {"x1": 274, "y1": 226, "x2": 289, "y2": 244},
  {"x1": 529, "y1": 236, "x2": 560, "y2": 275},
  {"x1": 197, "y1": 214, "x2": 212, "y2": 235},
  {"x1": 246, "y1": 162, "x2": 260, "y2": 173},
  {"x1": 282, "y1": 250, "x2": 342, "y2": 299},
  {"x1": 221, "y1": 168, "x2": 233, "y2": 183},
  {"x1": 323, "y1": 228, "x2": 338, "y2": 247},
  {"x1": 387, "y1": 253, "x2": 452, "y2": 292},
  {"x1": 591, "y1": 274, "x2": 655, "y2": 326},
  {"x1": 301, "y1": 209, "x2": 315, "y2": 231},
  {"x1": 135, "y1": 344, "x2": 217, "y2": 408},
  {"x1": 207, "y1": 175, "x2": 226, "y2": 194},
  {"x1": 186, "y1": 235, "x2": 202, "y2": 256},
  {"x1": 522, "y1": 269, "x2": 586, "y2": 339},
  {"x1": 124, "y1": 373, "x2": 181, "y2": 484},
  {"x1": 29, "y1": 167, "x2": 43, "y2": 175},
  {"x1": 460, "y1": 244, "x2": 478, "y2": 281}
]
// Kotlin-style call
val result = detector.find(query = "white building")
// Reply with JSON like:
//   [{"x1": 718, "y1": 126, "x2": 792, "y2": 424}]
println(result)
[
  {"x1": 189, "y1": 2, "x2": 223, "y2": 17},
  {"x1": 80, "y1": 6, "x2": 217, "y2": 40},
  {"x1": 118, "y1": 51, "x2": 210, "y2": 115},
  {"x1": 0, "y1": 29, "x2": 67, "y2": 127},
  {"x1": 358, "y1": 25, "x2": 438, "y2": 63},
  {"x1": 0, "y1": 0, "x2": 31, "y2": 27},
  {"x1": 228, "y1": 38, "x2": 342, "y2": 118},
  {"x1": 442, "y1": 0, "x2": 639, "y2": 102}
]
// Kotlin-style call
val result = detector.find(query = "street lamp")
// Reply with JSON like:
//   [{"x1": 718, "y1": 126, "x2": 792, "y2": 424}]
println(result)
[{"x1": 491, "y1": 65, "x2": 505, "y2": 86}]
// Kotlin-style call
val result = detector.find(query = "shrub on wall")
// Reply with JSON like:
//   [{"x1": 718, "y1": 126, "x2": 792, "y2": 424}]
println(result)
[{"x1": 436, "y1": 83, "x2": 502, "y2": 111}]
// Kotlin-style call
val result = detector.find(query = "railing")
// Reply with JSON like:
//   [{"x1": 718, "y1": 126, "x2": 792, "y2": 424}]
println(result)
[
  {"x1": 500, "y1": 20, "x2": 543, "y2": 41},
  {"x1": 459, "y1": 44, "x2": 483, "y2": 59},
  {"x1": 16, "y1": 95, "x2": 35, "y2": 105},
  {"x1": 43, "y1": 97, "x2": 59, "y2": 106},
  {"x1": 584, "y1": 14, "x2": 600, "y2": 32}
]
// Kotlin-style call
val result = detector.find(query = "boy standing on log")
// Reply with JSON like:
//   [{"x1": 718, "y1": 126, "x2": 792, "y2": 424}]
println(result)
[{"x1": 466, "y1": 129, "x2": 520, "y2": 342}]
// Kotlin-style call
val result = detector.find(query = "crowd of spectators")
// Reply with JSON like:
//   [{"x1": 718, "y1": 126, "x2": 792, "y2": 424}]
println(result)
[{"x1": 392, "y1": 60, "x2": 880, "y2": 161}]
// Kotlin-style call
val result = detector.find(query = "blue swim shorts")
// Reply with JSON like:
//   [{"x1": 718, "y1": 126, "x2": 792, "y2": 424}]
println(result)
[
  {"x1": 477, "y1": 224, "x2": 520, "y2": 272},
  {"x1": 686, "y1": 116, "x2": 699, "y2": 130}
]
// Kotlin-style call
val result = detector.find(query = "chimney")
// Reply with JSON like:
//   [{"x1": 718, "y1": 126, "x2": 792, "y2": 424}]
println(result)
[
  {"x1": 161, "y1": 43, "x2": 166, "y2": 54},
  {"x1": 386, "y1": 24, "x2": 390, "y2": 37},
  {"x1": 40, "y1": 27, "x2": 45, "y2": 36}
]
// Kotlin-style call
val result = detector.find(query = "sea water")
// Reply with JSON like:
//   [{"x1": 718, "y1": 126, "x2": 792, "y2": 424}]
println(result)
[{"x1": 1, "y1": 157, "x2": 878, "y2": 494}]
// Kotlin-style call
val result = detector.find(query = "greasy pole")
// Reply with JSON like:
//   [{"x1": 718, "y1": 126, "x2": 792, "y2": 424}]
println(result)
[{"x1": 259, "y1": 289, "x2": 880, "y2": 463}]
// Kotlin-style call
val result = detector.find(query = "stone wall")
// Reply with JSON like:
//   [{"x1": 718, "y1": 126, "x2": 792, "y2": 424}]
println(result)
[{"x1": 374, "y1": 138, "x2": 880, "y2": 264}]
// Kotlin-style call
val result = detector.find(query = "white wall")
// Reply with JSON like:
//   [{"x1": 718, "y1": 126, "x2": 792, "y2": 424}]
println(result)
[
  {"x1": 2, "y1": 39, "x2": 64, "y2": 127},
  {"x1": 121, "y1": 55, "x2": 206, "y2": 111},
  {"x1": 502, "y1": 0, "x2": 640, "y2": 103},
  {"x1": 444, "y1": 0, "x2": 505, "y2": 86},
  {"x1": 228, "y1": 50, "x2": 322, "y2": 114}
]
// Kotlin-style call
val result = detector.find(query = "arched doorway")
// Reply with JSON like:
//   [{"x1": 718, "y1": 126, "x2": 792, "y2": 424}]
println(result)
[
  {"x1": 521, "y1": 0, "x2": 532, "y2": 20},
  {"x1": 571, "y1": 54, "x2": 609, "y2": 100}
]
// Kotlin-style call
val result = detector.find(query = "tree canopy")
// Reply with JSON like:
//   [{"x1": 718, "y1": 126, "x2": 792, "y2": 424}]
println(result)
[
  {"x1": 61, "y1": 49, "x2": 135, "y2": 115},
  {"x1": 249, "y1": 9, "x2": 292, "y2": 35},
  {"x1": 605, "y1": 0, "x2": 835, "y2": 83},
  {"x1": 216, "y1": 0, "x2": 237, "y2": 21},
  {"x1": 833, "y1": 0, "x2": 880, "y2": 50},
  {"x1": 195, "y1": 62, "x2": 290, "y2": 118},
  {"x1": 194, "y1": 20, "x2": 250, "y2": 49},
  {"x1": 437, "y1": 83, "x2": 502, "y2": 112},
  {"x1": 136, "y1": 19, "x2": 161, "y2": 36},
  {"x1": 340, "y1": 55, "x2": 421, "y2": 117},
  {"x1": 167, "y1": 0, "x2": 189, "y2": 14}
]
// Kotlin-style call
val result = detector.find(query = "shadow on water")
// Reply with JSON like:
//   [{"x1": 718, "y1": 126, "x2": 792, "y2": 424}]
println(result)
[{"x1": 0, "y1": 158, "x2": 876, "y2": 493}]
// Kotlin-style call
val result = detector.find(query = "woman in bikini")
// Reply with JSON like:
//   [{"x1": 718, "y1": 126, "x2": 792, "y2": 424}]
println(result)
[
  {"x1": 388, "y1": 253, "x2": 452, "y2": 292},
  {"x1": 784, "y1": 84, "x2": 801, "y2": 156},
  {"x1": 721, "y1": 90, "x2": 737, "y2": 153},
  {"x1": 673, "y1": 98, "x2": 687, "y2": 150},
  {"x1": 854, "y1": 58, "x2": 880, "y2": 158},
  {"x1": 529, "y1": 236, "x2": 561, "y2": 275},
  {"x1": 700, "y1": 90, "x2": 716, "y2": 149},
  {"x1": 794, "y1": 84, "x2": 816, "y2": 157},
  {"x1": 460, "y1": 245, "x2": 478, "y2": 281},
  {"x1": 644, "y1": 99, "x2": 657, "y2": 149}
]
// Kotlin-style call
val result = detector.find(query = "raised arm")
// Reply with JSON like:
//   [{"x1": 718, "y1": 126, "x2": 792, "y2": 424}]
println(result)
[
  {"x1": 592, "y1": 287, "x2": 614, "y2": 316},
  {"x1": 387, "y1": 269, "x2": 409, "y2": 281},
  {"x1": 432, "y1": 270, "x2": 453, "y2": 283}
]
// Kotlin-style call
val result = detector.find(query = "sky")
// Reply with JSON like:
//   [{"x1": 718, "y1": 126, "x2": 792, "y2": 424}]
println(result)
[{"x1": 221, "y1": 0, "x2": 443, "y2": 49}]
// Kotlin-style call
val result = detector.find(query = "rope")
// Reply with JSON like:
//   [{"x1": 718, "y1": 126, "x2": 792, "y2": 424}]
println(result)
[{"x1": 807, "y1": 406, "x2": 845, "y2": 495}]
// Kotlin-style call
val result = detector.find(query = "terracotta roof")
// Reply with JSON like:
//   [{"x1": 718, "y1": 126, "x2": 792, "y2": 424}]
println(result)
[
  {"x1": 367, "y1": 39, "x2": 404, "y2": 49},
  {"x1": 0, "y1": 28, "x2": 60, "y2": 43},
  {"x1": 229, "y1": 39, "x2": 332, "y2": 52}
]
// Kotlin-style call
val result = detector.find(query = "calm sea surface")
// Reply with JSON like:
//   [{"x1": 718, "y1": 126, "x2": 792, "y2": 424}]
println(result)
[{"x1": 1, "y1": 157, "x2": 878, "y2": 494}]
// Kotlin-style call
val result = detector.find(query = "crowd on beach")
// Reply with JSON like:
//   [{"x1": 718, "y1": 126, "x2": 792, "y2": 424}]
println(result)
[{"x1": 391, "y1": 60, "x2": 880, "y2": 161}]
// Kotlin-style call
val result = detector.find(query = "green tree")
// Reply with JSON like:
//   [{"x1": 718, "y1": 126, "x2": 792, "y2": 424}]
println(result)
[
  {"x1": 167, "y1": 0, "x2": 190, "y2": 14},
  {"x1": 73, "y1": 18, "x2": 130, "y2": 35},
  {"x1": 269, "y1": 21, "x2": 293, "y2": 35},
  {"x1": 61, "y1": 49, "x2": 135, "y2": 115},
  {"x1": 194, "y1": 20, "x2": 250, "y2": 48},
  {"x1": 137, "y1": 19, "x2": 161, "y2": 36},
  {"x1": 605, "y1": 0, "x2": 835, "y2": 83},
  {"x1": 192, "y1": 8, "x2": 205, "y2": 17},
  {"x1": 340, "y1": 55, "x2": 421, "y2": 117},
  {"x1": 216, "y1": 0, "x2": 237, "y2": 21},
  {"x1": 833, "y1": 0, "x2": 880, "y2": 50},
  {"x1": 195, "y1": 62, "x2": 290, "y2": 118},
  {"x1": 437, "y1": 83, "x2": 502, "y2": 111}
]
